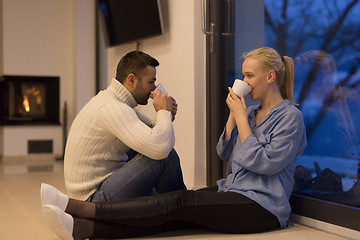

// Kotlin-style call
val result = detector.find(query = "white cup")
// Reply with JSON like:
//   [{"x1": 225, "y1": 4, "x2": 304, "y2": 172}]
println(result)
[
  {"x1": 150, "y1": 83, "x2": 168, "y2": 99},
  {"x1": 232, "y1": 79, "x2": 251, "y2": 97}
]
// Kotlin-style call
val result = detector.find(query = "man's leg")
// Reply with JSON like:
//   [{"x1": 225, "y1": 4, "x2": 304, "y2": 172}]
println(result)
[
  {"x1": 89, "y1": 149, "x2": 186, "y2": 202},
  {"x1": 153, "y1": 149, "x2": 187, "y2": 194}
]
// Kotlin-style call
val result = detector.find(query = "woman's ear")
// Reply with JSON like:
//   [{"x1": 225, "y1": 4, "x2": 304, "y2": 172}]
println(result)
[{"x1": 267, "y1": 70, "x2": 276, "y2": 83}]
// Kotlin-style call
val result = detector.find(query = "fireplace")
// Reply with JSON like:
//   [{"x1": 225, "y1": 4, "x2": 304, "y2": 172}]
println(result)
[{"x1": 0, "y1": 75, "x2": 60, "y2": 125}]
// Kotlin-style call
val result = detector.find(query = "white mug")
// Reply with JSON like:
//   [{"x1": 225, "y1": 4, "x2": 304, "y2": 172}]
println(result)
[
  {"x1": 232, "y1": 79, "x2": 251, "y2": 97},
  {"x1": 150, "y1": 83, "x2": 168, "y2": 99}
]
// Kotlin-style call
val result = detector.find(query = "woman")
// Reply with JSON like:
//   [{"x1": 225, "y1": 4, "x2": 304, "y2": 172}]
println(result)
[{"x1": 41, "y1": 47, "x2": 307, "y2": 240}]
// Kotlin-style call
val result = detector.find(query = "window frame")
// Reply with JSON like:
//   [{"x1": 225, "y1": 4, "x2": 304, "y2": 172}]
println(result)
[{"x1": 290, "y1": 193, "x2": 360, "y2": 231}]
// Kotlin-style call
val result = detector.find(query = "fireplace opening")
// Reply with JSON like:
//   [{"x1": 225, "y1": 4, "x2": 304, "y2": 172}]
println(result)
[{"x1": 0, "y1": 75, "x2": 60, "y2": 125}]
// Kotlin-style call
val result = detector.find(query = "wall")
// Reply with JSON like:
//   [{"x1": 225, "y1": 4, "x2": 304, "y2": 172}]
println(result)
[
  {"x1": 75, "y1": 0, "x2": 96, "y2": 112},
  {"x1": 102, "y1": 0, "x2": 207, "y2": 188},
  {"x1": 1, "y1": 0, "x2": 97, "y2": 159}
]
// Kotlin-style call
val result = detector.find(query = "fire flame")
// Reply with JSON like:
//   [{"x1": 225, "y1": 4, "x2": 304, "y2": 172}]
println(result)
[{"x1": 23, "y1": 96, "x2": 30, "y2": 112}]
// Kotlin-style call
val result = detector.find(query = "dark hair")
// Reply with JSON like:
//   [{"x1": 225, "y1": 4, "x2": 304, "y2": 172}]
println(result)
[{"x1": 115, "y1": 51, "x2": 159, "y2": 83}]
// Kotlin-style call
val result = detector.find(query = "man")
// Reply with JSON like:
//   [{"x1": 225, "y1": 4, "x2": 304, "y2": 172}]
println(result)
[{"x1": 64, "y1": 51, "x2": 186, "y2": 202}]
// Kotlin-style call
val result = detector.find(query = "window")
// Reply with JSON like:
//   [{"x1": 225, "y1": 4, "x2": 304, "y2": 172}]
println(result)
[
  {"x1": 205, "y1": 0, "x2": 360, "y2": 229},
  {"x1": 265, "y1": 0, "x2": 360, "y2": 229}
]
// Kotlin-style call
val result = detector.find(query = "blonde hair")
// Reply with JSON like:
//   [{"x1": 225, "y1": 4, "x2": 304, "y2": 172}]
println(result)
[{"x1": 244, "y1": 47, "x2": 295, "y2": 103}]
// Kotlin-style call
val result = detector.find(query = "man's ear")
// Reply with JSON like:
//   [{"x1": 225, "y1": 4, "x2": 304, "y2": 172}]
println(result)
[
  {"x1": 267, "y1": 70, "x2": 276, "y2": 83},
  {"x1": 125, "y1": 73, "x2": 137, "y2": 89}
]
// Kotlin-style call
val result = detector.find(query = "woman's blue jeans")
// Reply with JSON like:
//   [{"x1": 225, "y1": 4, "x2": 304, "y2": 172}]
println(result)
[{"x1": 87, "y1": 149, "x2": 186, "y2": 202}]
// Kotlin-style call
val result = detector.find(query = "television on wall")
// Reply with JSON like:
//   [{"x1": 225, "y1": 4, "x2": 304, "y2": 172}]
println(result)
[{"x1": 98, "y1": 0, "x2": 163, "y2": 47}]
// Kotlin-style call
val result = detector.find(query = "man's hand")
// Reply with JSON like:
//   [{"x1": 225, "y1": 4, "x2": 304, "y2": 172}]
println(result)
[{"x1": 152, "y1": 90, "x2": 178, "y2": 120}]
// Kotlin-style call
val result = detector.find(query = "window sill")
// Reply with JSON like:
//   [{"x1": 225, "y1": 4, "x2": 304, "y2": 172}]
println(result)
[{"x1": 290, "y1": 193, "x2": 360, "y2": 231}]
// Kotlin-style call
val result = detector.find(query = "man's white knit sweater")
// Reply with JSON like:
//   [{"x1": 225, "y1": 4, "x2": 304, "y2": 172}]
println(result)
[{"x1": 64, "y1": 78, "x2": 175, "y2": 200}]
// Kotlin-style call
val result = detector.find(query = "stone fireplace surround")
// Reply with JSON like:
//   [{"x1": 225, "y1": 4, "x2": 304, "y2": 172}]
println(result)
[
  {"x1": 0, "y1": 0, "x2": 95, "y2": 175},
  {"x1": 0, "y1": 124, "x2": 63, "y2": 174},
  {"x1": 0, "y1": 76, "x2": 63, "y2": 174}
]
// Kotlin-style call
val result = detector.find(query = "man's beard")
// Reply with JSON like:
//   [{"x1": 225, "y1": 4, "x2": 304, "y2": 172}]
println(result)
[
  {"x1": 135, "y1": 93, "x2": 150, "y2": 105},
  {"x1": 138, "y1": 98, "x2": 149, "y2": 105}
]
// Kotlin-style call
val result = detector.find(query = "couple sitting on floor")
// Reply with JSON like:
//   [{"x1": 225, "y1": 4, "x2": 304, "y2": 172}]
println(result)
[{"x1": 41, "y1": 48, "x2": 307, "y2": 240}]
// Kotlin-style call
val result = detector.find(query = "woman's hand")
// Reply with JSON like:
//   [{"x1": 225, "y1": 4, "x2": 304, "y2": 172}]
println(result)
[
  {"x1": 224, "y1": 112, "x2": 235, "y2": 140},
  {"x1": 226, "y1": 87, "x2": 252, "y2": 143},
  {"x1": 226, "y1": 87, "x2": 248, "y2": 121}
]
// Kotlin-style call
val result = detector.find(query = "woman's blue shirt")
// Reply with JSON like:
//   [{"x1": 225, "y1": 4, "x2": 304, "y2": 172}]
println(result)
[{"x1": 216, "y1": 100, "x2": 307, "y2": 228}]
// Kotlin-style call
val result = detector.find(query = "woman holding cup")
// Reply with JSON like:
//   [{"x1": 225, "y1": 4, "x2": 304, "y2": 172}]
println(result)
[
  {"x1": 225, "y1": 47, "x2": 300, "y2": 143},
  {"x1": 40, "y1": 47, "x2": 307, "y2": 240}
]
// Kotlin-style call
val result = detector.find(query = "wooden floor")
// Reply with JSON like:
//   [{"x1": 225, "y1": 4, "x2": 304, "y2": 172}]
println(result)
[{"x1": 0, "y1": 168, "x2": 356, "y2": 240}]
